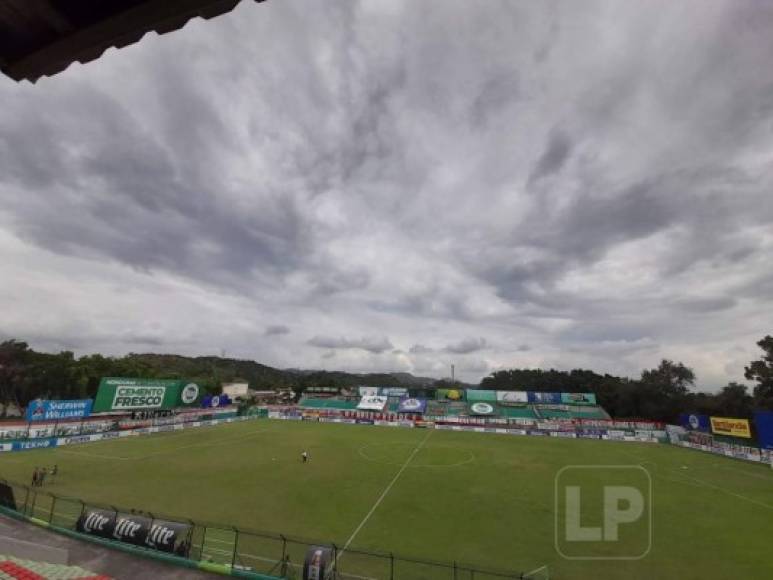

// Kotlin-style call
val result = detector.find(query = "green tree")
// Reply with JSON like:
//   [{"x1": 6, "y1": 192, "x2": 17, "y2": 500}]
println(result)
[
  {"x1": 744, "y1": 335, "x2": 773, "y2": 410},
  {"x1": 712, "y1": 382, "x2": 753, "y2": 418}
]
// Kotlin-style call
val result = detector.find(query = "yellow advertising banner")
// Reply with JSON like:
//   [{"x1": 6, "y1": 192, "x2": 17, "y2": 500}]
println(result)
[{"x1": 710, "y1": 416, "x2": 752, "y2": 438}]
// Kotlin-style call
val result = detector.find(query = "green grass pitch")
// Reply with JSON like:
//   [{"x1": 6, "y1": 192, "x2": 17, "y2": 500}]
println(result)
[{"x1": 1, "y1": 419, "x2": 772, "y2": 580}]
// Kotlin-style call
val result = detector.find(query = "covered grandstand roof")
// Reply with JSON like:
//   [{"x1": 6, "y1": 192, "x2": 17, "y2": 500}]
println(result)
[{"x1": 0, "y1": 0, "x2": 266, "y2": 82}]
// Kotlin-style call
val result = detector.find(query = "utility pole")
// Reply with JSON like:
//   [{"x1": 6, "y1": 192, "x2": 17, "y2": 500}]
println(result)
[{"x1": 451, "y1": 364, "x2": 455, "y2": 385}]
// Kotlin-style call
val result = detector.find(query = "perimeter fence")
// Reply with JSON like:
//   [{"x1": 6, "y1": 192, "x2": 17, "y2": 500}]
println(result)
[{"x1": 0, "y1": 477, "x2": 547, "y2": 580}]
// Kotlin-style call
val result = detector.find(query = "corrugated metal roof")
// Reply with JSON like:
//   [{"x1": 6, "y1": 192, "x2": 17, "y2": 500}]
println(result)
[{"x1": 0, "y1": 0, "x2": 267, "y2": 82}]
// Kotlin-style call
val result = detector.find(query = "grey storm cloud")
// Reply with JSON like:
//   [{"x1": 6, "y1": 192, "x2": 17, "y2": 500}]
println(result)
[
  {"x1": 527, "y1": 128, "x2": 573, "y2": 186},
  {"x1": 307, "y1": 335, "x2": 394, "y2": 354},
  {"x1": 1, "y1": 0, "x2": 773, "y2": 387},
  {"x1": 265, "y1": 325, "x2": 291, "y2": 336},
  {"x1": 445, "y1": 338, "x2": 488, "y2": 355}
]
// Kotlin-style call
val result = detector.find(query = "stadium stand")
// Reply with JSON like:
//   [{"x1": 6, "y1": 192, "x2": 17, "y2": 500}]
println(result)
[
  {"x1": 386, "y1": 398, "x2": 401, "y2": 412},
  {"x1": 0, "y1": 556, "x2": 109, "y2": 580},
  {"x1": 498, "y1": 406, "x2": 539, "y2": 419},
  {"x1": 298, "y1": 398, "x2": 359, "y2": 410}
]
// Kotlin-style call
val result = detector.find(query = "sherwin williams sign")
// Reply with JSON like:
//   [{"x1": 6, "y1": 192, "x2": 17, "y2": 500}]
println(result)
[
  {"x1": 26, "y1": 399, "x2": 92, "y2": 421},
  {"x1": 93, "y1": 378, "x2": 200, "y2": 412}
]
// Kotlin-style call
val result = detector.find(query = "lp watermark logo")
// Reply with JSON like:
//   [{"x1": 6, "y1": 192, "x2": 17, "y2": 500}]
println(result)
[{"x1": 554, "y1": 465, "x2": 652, "y2": 560}]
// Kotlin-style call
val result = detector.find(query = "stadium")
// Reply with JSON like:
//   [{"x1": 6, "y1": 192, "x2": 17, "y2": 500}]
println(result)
[
  {"x1": 2, "y1": 0, "x2": 773, "y2": 579},
  {"x1": 1, "y1": 377, "x2": 773, "y2": 580}
]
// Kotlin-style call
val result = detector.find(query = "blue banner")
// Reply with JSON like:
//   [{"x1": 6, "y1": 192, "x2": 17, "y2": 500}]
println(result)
[
  {"x1": 201, "y1": 394, "x2": 232, "y2": 408},
  {"x1": 398, "y1": 397, "x2": 427, "y2": 413},
  {"x1": 25, "y1": 399, "x2": 92, "y2": 422},
  {"x1": 12, "y1": 438, "x2": 58, "y2": 451},
  {"x1": 527, "y1": 392, "x2": 562, "y2": 404},
  {"x1": 679, "y1": 413, "x2": 710, "y2": 432},
  {"x1": 754, "y1": 411, "x2": 773, "y2": 450}
]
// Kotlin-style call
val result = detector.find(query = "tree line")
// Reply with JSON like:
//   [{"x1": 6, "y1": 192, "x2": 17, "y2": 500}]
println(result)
[
  {"x1": 1, "y1": 335, "x2": 771, "y2": 423},
  {"x1": 480, "y1": 336, "x2": 773, "y2": 423},
  {"x1": 0, "y1": 341, "x2": 428, "y2": 415}
]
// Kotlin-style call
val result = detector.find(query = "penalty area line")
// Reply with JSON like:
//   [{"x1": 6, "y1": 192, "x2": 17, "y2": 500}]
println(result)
[{"x1": 338, "y1": 430, "x2": 433, "y2": 561}]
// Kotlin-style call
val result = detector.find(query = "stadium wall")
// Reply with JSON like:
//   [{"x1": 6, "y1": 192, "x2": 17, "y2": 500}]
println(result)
[
  {"x1": 0, "y1": 411, "x2": 266, "y2": 454},
  {"x1": 269, "y1": 410, "x2": 667, "y2": 443}
]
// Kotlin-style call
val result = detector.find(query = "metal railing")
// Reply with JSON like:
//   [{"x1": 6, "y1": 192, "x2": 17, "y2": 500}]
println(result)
[{"x1": 0, "y1": 477, "x2": 533, "y2": 580}]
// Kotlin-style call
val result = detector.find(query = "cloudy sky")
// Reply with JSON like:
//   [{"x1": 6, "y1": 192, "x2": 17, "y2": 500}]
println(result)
[{"x1": 1, "y1": 0, "x2": 772, "y2": 388}]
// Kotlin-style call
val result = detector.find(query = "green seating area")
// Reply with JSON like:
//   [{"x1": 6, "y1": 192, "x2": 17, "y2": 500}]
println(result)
[
  {"x1": 535, "y1": 408, "x2": 574, "y2": 419},
  {"x1": 297, "y1": 396, "x2": 611, "y2": 422},
  {"x1": 498, "y1": 406, "x2": 538, "y2": 418},
  {"x1": 298, "y1": 397, "x2": 359, "y2": 410},
  {"x1": 535, "y1": 405, "x2": 610, "y2": 420}
]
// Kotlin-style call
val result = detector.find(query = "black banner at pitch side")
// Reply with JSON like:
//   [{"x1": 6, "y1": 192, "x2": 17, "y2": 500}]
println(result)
[
  {"x1": 76, "y1": 509, "x2": 116, "y2": 539},
  {"x1": 0, "y1": 482, "x2": 17, "y2": 511},
  {"x1": 77, "y1": 509, "x2": 190, "y2": 555}
]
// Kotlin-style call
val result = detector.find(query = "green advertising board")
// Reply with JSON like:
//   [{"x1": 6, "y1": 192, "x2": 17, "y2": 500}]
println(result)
[
  {"x1": 466, "y1": 390, "x2": 497, "y2": 402},
  {"x1": 93, "y1": 377, "x2": 201, "y2": 412},
  {"x1": 560, "y1": 392, "x2": 597, "y2": 406}
]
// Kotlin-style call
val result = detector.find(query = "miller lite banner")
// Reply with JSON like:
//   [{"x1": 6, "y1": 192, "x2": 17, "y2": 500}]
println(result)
[
  {"x1": 93, "y1": 378, "x2": 201, "y2": 412},
  {"x1": 77, "y1": 509, "x2": 190, "y2": 555}
]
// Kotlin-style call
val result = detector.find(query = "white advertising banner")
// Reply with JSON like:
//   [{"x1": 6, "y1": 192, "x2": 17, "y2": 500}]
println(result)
[
  {"x1": 496, "y1": 391, "x2": 528, "y2": 404},
  {"x1": 357, "y1": 395, "x2": 388, "y2": 411}
]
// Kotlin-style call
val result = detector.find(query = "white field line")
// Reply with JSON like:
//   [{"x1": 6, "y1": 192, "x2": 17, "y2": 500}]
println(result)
[
  {"x1": 672, "y1": 471, "x2": 773, "y2": 511},
  {"x1": 338, "y1": 430, "x2": 433, "y2": 561}
]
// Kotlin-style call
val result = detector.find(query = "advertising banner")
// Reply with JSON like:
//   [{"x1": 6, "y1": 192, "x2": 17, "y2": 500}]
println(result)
[
  {"x1": 357, "y1": 395, "x2": 387, "y2": 411},
  {"x1": 468, "y1": 402, "x2": 497, "y2": 416},
  {"x1": 144, "y1": 519, "x2": 191, "y2": 554},
  {"x1": 380, "y1": 387, "x2": 408, "y2": 397},
  {"x1": 560, "y1": 392, "x2": 597, "y2": 405},
  {"x1": 77, "y1": 510, "x2": 190, "y2": 555},
  {"x1": 77, "y1": 509, "x2": 117, "y2": 539},
  {"x1": 466, "y1": 390, "x2": 497, "y2": 402},
  {"x1": 0, "y1": 482, "x2": 16, "y2": 511},
  {"x1": 436, "y1": 388, "x2": 465, "y2": 401},
  {"x1": 679, "y1": 413, "x2": 710, "y2": 432},
  {"x1": 710, "y1": 416, "x2": 752, "y2": 438},
  {"x1": 26, "y1": 399, "x2": 93, "y2": 422},
  {"x1": 754, "y1": 411, "x2": 773, "y2": 450},
  {"x1": 527, "y1": 391, "x2": 562, "y2": 404},
  {"x1": 358, "y1": 386, "x2": 379, "y2": 397},
  {"x1": 201, "y1": 394, "x2": 232, "y2": 409},
  {"x1": 11, "y1": 438, "x2": 57, "y2": 451},
  {"x1": 93, "y1": 378, "x2": 200, "y2": 412},
  {"x1": 496, "y1": 391, "x2": 528, "y2": 405},
  {"x1": 397, "y1": 397, "x2": 427, "y2": 413}
]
